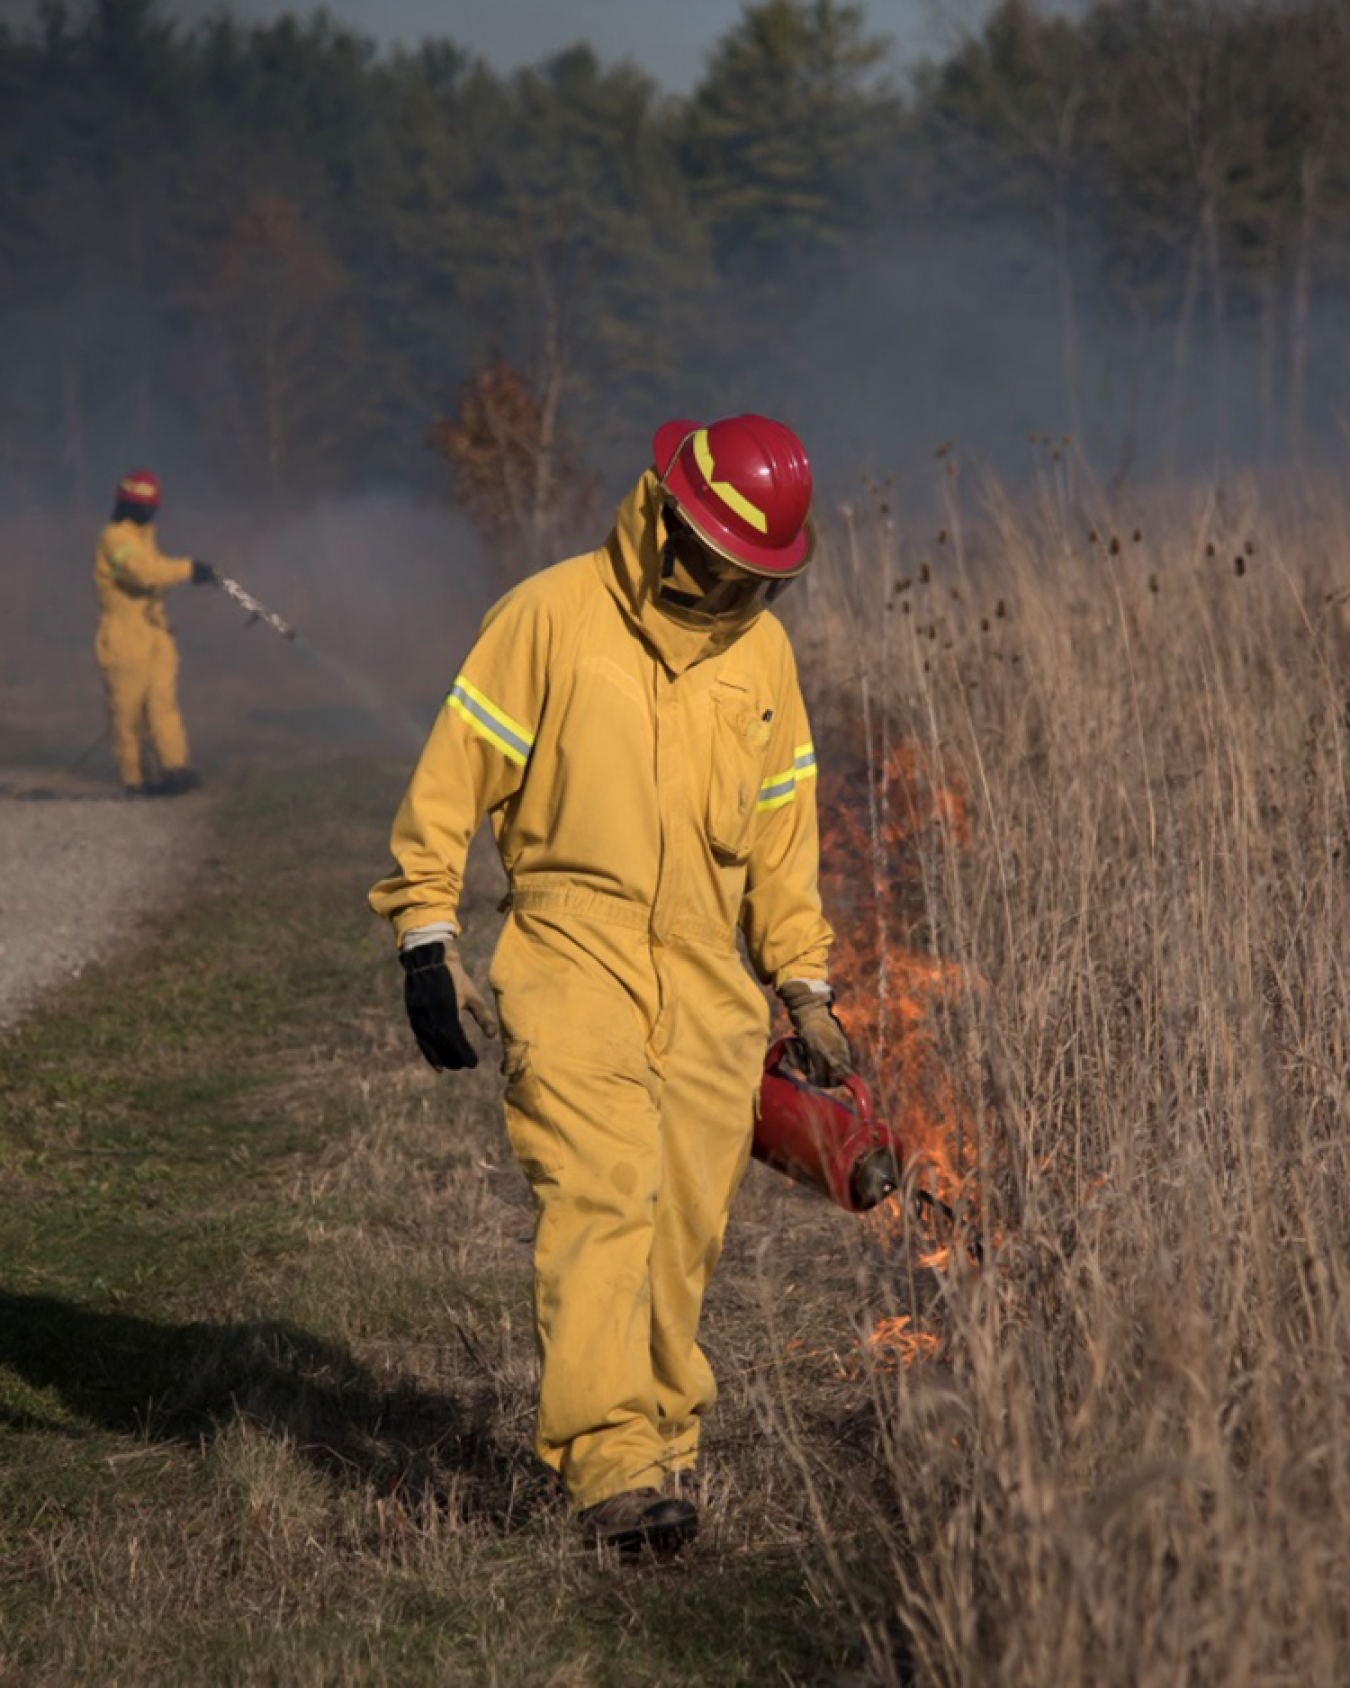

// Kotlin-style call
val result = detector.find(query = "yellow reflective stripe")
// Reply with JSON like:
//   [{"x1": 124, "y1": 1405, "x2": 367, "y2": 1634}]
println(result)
[
  {"x1": 453, "y1": 676, "x2": 533, "y2": 748},
  {"x1": 757, "y1": 740, "x2": 819, "y2": 812},
  {"x1": 757, "y1": 765, "x2": 798, "y2": 812},
  {"x1": 447, "y1": 695, "x2": 525, "y2": 765},
  {"x1": 693, "y1": 429, "x2": 768, "y2": 534},
  {"x1": 446, "y1": 675, "x2": 535, "y2": 768},
  {"x1": 757, "y1": 786, "x2": 798, "y2": 813}
]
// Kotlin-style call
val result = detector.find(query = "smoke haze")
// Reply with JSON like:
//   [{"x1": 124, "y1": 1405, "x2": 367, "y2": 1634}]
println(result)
[{"x1": 6, "y1": 0, "x2": 1350, "y2": 778}]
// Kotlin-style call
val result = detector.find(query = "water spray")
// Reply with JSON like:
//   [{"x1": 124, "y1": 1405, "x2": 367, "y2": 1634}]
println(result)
[{"x1": 211, "y1": 573, "x2": 425, "y2": 750}]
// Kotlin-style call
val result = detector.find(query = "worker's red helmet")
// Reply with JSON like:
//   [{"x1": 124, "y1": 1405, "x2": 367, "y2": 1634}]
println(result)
[
  {"x1": 653, "y1": 414, "x2": 815, "y2": 577},
  {"x1": 116, "y1": 470, "x2": 161, "y2": 510}
]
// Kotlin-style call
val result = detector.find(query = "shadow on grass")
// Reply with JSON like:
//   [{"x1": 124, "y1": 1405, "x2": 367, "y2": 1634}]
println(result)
[{"x1": 0, "y1": 1289, "x2": 554, "y2": 1527}]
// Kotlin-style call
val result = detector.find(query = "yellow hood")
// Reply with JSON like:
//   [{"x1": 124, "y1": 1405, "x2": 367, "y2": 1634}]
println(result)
[{"x1": 599, "y1": 469, "x2": 755, "y2": 676}]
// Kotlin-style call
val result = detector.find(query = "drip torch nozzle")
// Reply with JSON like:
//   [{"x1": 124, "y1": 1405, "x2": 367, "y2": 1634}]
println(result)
[
  {"x1": 849, "y1": 1146, "x2": 901, "y2": 1210},
  {"x1": 216, "y1": 574, "x2": 298, "y2": 642}
]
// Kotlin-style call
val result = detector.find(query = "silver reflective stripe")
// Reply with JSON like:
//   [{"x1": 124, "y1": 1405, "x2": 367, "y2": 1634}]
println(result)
[{"x1": 447, "y1": 678, "x2": 534, "y2": 766}]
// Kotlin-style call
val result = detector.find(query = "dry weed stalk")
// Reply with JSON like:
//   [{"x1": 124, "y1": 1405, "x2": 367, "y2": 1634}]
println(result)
[{"x1": 780, "y1": 468, "x2": 1350, "y2": 1686}]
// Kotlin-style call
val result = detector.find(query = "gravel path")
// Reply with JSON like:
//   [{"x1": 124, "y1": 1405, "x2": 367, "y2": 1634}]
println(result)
[{"x1": 0, "y1": 783, "x2": 210, "y2": 1031}]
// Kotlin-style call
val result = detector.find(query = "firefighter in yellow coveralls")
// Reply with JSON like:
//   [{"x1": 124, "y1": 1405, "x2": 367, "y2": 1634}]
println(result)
[
  {"x1": 95, "y1": 470, "x2": 216, "y2": 796},
  {"x1": 370, "y1": 416, "x2": 854, "y2": 1554}
]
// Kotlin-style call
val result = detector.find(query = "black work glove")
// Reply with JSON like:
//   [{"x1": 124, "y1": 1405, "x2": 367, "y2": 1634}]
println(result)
[
  {"x1": 399, "y1": 940, "x2": 498, "y2": 1072},
  {"x1": 191, "y1": 560, "x2": 218, "y2": 586}
]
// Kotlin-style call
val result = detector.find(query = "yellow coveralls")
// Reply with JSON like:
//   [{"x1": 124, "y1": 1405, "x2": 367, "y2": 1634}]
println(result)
[
  {"x1": 370, "y1": 470, "x2": 833, "y2": 1509},
  {"x1": 94, "y1": 520, "x2": 194, "y2": 788}
]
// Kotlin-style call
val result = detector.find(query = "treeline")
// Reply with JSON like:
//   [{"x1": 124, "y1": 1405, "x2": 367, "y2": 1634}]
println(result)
[{"x1": 3, "y1": 0, "x2": 1350, "y2": 514}]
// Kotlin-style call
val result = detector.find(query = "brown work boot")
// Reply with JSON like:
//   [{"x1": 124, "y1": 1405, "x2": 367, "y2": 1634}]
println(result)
[{"x1": 578, "y1": 1486, "x2": 698, "y2": 1557}]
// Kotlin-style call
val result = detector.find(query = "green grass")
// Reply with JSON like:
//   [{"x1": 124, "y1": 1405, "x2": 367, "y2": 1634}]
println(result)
[{"x1": 0, "y1": 760, "x2": 853, "y2": 1686}]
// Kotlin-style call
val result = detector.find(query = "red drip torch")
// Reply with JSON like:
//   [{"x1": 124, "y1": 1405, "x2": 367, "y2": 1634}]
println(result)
[{"x1": 753, "y1": 1037, "x2": 904, "y2": 1213}]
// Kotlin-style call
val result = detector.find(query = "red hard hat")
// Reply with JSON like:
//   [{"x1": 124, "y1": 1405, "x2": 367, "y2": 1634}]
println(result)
[
  {"x1": 116, "y1": 470, "x2": 161, "y2": 510},
  {"x1": 652, "y1": 414, "x2": 814, "y2": 577}
]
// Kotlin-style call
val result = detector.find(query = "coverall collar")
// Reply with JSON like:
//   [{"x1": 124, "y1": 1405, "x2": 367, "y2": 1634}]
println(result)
[{"x1": 601, "y1": 470, "x2": 755, "y2": 677}]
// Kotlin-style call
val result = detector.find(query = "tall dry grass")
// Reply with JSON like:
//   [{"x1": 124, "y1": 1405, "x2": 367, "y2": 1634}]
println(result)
[{"x1": 783, "y1": 462, "x2": 1350, "y2": 1685}]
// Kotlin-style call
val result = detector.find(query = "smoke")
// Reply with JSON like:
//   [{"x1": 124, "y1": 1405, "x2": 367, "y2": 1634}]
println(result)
[
  {"x1": 12, "y1": 6, "x2": 1350, "y2": 787},
  {"x1": 675, "y1": 219, "x2": 1350, "y2": 514},
  {"x1": 774, "y1": 224, "x2": 1072, "y2": 495},
  {"x1": 566, "y1": 213, "x2": 1350, "y2": 553}
]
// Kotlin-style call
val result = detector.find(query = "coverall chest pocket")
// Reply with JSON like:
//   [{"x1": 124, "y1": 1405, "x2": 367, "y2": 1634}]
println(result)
[{"x1": 706, "y1": 678, "x2": 774, "y2": 862}]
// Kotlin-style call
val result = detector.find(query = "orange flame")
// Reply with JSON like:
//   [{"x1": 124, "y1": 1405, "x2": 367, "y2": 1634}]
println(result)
[
  {"x1": 836, "y1": 1315, "x2": 941, "y2": 1378},
  {"x1": 817, "y1": 742, "x2": 980, "y2": 1216},
  {"x1": 814, "y1": 740, "x2": 986, "y2": 1363}
]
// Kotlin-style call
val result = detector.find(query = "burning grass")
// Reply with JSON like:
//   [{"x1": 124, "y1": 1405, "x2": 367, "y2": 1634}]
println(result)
[{"x1": 782, "y1": 465, "x2": 1350, "y2": 1684}]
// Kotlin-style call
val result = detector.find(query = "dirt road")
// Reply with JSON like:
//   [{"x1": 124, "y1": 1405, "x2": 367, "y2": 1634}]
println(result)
[{"x1": 0, "y1": 782, "x2": 210, "y2": 1030}]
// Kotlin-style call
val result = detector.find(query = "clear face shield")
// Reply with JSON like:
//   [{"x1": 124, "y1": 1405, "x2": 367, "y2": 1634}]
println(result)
[{"x1": 656, "y1": 506, "x2": 789, "y2": 628}]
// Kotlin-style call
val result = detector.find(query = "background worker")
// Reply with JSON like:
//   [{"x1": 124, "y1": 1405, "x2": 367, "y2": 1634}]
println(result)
[
  {"x1": 370, "y1": 414, "x2": 853, "y2": 1555},
  {"x1": 95, "y1": 470, "x2": 216, "y2": 797}
]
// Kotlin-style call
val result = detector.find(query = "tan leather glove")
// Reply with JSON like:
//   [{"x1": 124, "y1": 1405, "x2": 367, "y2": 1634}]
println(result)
[
  {"x1": 778, "y1": 979, "x2": 854, "y2": 1087},
  {"x1": 444, "y1": 940, "x2": 498, "y2": 1039}
]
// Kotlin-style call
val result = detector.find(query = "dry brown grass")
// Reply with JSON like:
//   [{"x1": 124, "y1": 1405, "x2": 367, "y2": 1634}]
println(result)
[
  {"x1": 0, "y1": 768, "x2": 865, "y2": 1684},
  {"x1": 780, "y1": 464, "x2": 1350, "y2": 1685}
]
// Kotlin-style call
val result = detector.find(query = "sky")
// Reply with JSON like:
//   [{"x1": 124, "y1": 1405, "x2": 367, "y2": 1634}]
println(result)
[{"x1": 0, "y1": 0, "x2": 998, "y2": 87}]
